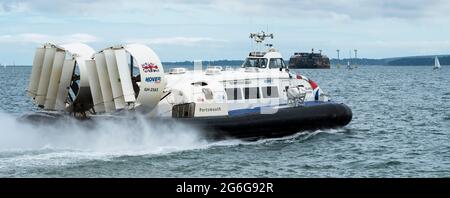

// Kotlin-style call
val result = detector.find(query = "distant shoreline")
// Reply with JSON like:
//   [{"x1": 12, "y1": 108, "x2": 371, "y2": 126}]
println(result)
[
  {"x1": 164, "y1": 55, "x2": 450, "y2": 66},
  {"x1": 4, "y1": 64, "x2": 446, "y2": 68},
  {"x1": 3, "y1": 55, "x2": 449, "y2": 67},
  {"x1": 330, "y1": 55, "x2": 450, "y2": 66}
]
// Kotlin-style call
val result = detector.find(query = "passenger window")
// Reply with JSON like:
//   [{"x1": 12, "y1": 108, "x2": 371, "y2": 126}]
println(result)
[
  {"x1": 244, "y1": 87, "x2": 260, "y2": 99},
  {"x1": 202, "y1": 88, "x2": 214, "y2": 100},
  {"x1": 225, "y1": 88, "x2": 242, "y2": 100},
  {"x1": 262, "y1": 86, "x2": 279, "y2": 98},
  {"x1": 269, "y1": 58, "x2": 286, "y2": 69},
  {"x1": 242, "y1": 58, "x2": 267, "y2": 68}
]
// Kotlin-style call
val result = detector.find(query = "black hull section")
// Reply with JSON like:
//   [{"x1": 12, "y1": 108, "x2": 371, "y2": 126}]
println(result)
[
  {"x1": 19, "y1": 103, "x2": 352, "y2": 140},
  {"x1": 173, "y1": 103, "x2": 352, "y2": 139}
]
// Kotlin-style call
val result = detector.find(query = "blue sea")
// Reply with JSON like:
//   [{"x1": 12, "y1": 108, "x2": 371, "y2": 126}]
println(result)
[{"x1": 0, "y1": 66, "x2": 449, "y2": 177}]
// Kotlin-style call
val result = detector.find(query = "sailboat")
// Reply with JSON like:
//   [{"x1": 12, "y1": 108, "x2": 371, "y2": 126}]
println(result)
[
  {"x1": 346, "y1": 50, "x2": 354, "y2": 70},
  {"x1": 434, "y1": 56, "x2": 441, "y2": 70},
  {"x1": 336, "y1": 49, "x2": 341, "y2": 69},
  {"x1": 346, "y1": 61, "x2": 353, "y2": 70}
]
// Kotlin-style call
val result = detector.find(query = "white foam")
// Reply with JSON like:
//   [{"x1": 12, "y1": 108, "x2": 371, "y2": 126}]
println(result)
[
  {"x1": 0, "y1": 113, "x2": 213, "y2": 153},
  {"x1": 0, "y1": 112, "x2": 346, "y2": 171}
]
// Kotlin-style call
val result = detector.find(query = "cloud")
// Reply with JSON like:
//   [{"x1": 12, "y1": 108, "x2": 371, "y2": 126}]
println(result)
[
  {"x1": 125, "y1": 37, "x2": 227, "y2": 46},
  {"x1": 0, "y1": 0, "x2": 28, "y2": 14},
  {"x1": 341, "y1": 40, "x2": 450, "y2": 58},
  {"x1": 0, "y1": 33, "x2": 99, "y2": 44},
  {"x1": 211, "y1": 0, "x2": 449, "y2": 20},
  {"x1": 2, "y1": 0, "x2": 450, "y2": 21},
  {"x1": 0, "y1": 0, "x2": 164, "y2": 16},
  {"x1": 362, "y1": 40, "x2": 450, "y2": 52},
  {"x1": 1, "y1": 0, "x2": 450, "y2": 63}
]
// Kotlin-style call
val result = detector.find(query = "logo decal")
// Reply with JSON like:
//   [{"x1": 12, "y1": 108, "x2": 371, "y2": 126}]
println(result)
[
  {"x1": 141, "y1": 62, "x2": 160, "y2": 73},
  {"x1": 145, "y1": 77, "x2": 161, "y2": 83}
]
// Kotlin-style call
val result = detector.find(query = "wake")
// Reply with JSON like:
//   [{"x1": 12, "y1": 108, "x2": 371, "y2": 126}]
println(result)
[
  {"x1": 0, "y1": 112, "x2": 209, "y2": 155},
  {"x1": 0, "y1": 112, "x2": 348, "y2": 172}
]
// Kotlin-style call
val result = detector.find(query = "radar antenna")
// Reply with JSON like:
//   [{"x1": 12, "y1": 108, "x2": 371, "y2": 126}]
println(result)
[
  {"x1": 250, "y1": 31, "x2": 274, "y2": 43},
  {"x1": 249, "y1": 31, "x2": 274, "y2": 52}
]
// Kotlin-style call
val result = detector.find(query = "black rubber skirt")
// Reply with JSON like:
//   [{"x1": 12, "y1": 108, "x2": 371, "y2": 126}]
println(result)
[
  {"x1": 172, "y1": 103, "x2": 352, "y2": 139},
  {"x1": 19, "y1": 103, "x2": 352, "y2": 140}
]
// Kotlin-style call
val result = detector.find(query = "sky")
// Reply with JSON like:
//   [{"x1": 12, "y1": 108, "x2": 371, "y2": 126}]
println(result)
[{"x1": 1, "y1": 0, "x2": 450, "y2": 65}]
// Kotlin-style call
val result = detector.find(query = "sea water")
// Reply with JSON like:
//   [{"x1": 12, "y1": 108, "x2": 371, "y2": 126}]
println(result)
[{"x1": 0, "y1": 66, "x2": 449, "y2": 177}]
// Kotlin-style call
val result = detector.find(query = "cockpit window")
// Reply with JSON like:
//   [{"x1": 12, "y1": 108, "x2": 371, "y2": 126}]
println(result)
[
  {"x1": 242, "y1": 58, "x2": 267, "y2": 68},
  {"x1": 269, "y1": 58, "x2": 286, "y2": 69}
]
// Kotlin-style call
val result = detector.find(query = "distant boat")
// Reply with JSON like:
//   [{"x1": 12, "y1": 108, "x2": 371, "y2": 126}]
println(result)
[
  {"x1": 346, "y1": 61, "x2": 353, "y2": 70},
  {"x1": 434, "y1": 56, "x2": 441, "y2": 70}
]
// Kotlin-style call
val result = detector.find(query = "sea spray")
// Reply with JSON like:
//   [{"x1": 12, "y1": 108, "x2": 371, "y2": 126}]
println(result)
[
  {"x1": 0, "y1": 112, "x2": 346, "y2": 154},
  {"x1": 0, "y1": 111, "x2": 343, "y2": 177},
  {"x1": 0, "y1": 112, "x2": 209, "y2": 155}
]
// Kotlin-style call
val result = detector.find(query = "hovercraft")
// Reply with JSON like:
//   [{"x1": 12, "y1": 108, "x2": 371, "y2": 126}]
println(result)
[{"x1": 21, "y1": 32, "x2": 352, "y2": 139}]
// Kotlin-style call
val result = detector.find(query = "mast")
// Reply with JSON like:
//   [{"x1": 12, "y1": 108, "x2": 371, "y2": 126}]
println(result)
[
  {"x1": 347, "y1": 50, "x2": 351, "y2": 69},
  {"x1": 249, "y1": 31, "x2": 274, "y2": 52},
  {"x1": 336, "y1": 49, "x2": 340, "y2": 68}
]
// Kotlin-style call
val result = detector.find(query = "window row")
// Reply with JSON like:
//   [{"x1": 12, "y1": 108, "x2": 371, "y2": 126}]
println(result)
[
  {"x1": 242, "y1": 58, "x2": 287, "y2": 69},
  {"x1": 225, "y1": 86, "x2": 279, "y2": 100}
]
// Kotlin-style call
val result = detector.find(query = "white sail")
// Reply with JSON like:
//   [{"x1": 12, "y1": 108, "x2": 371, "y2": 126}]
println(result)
[
  {"x1": 27, "y1": 48, "x2": 46, "y2": 98},
  {"x1": 114, "y1": 49, "x2": 136, "y2": 103},
  {"x1": 94, "y1": 53, "x2": 116, "y2": 112},
  {"x1": 35, "y1": 48, "x2": 56, "y2": 106},
  {"x1": 85, "y1": 60, "x2": 106, "y2": 113},
  {"x1": 55, "y1": 59, "x2": 76, "y2": 111},
  {"x1": 434, "y1": 56, "x2": 441, "y2": 69},
  {"x1": 44, "y1": 51, "x2": 66, "y2": 110},
  {"x1": 103, "y1": 49, "x2": 126, "y2": 110}
]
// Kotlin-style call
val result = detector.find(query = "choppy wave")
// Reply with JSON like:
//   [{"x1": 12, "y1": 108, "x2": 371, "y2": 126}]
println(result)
[
  {"x1": 2, "y1": 66, "x2": 450, "y2": 177},
  {"x1": 0, "y1": 111, "x2": 345, "y2": 174},
  {"x1": 208, "y1": 128, "x2": 348, "y2": 148},
  {"x1": 0, "y1": 113, "x2": 210, "y2": 154},
  {"x1": 0, "y1": 112, "x2": 215, "y2": 172}
]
